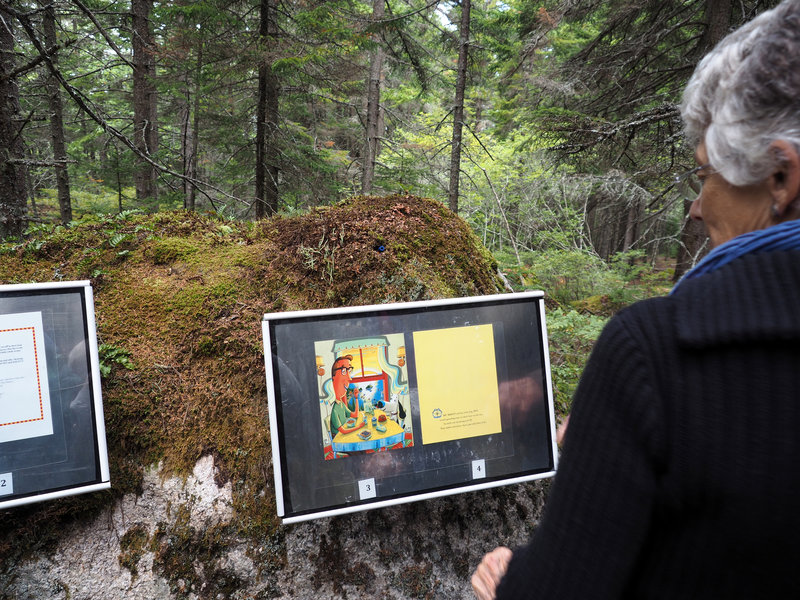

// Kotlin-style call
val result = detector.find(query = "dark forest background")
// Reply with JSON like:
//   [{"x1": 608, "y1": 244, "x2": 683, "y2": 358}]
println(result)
[{"x1": 0, "y1": 2, "x2": 782, "y2": 374}]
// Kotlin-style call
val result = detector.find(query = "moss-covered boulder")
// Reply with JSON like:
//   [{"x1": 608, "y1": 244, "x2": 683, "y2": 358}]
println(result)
[{"x1": 0, "y1": 195, "x2": 546, "y2": 599}]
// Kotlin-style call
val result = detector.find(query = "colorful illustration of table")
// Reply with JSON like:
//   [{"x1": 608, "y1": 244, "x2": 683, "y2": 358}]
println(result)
[{"x1": 332, "y1": 410, "x2": 405, "y2": 454}]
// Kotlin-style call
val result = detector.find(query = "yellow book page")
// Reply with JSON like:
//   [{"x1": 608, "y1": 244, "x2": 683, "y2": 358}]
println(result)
[{"x1": 413, "y1": 324, "x2": 502, "y2": 445}]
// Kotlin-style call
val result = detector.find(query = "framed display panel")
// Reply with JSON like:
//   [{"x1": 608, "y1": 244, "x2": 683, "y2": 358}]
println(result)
[
  {"x1": 262, "y1": 291, "x2": 558, "y2": 523},
  {"x1": 0, "y1": 281, "x2": 110, "y2": 510}
]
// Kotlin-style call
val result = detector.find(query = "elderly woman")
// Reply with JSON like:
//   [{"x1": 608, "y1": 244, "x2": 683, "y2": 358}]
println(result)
[{"x1": 472, "y1": 1, "x2": 800, "y2": 598}]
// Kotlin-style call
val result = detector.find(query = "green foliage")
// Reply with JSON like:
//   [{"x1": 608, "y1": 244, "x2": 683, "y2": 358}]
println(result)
[
  {"x1": 10, "y1": 0, "x2": 770, "y2": 267},
  {"x1": 108, "y1": 232, "x2": 130, "y2": 248},
  {"x1": 98, "y1": 343, "x2": 134, "y2": 378},
  {"x1": 517, "y1": 249, "x2": 624, "y2": 305},
  {"x1": 549, "y1": 19, "x2": 601, "y2": 60},
  {"x1": 546, "y1": 307, "x2": 606, "y2": 413},
  {"x1": 34, "y1": 179, "x2": 138, "y2": 219},
  {"x1": 603, "y1": 250, "x2": 674, "y2": 304},
  {"x1": 497, "y1": 245, "x2": 673, "y2": 309},
  {"x1": 493, "y1": 245, "x2": 671, "y2": 414}
]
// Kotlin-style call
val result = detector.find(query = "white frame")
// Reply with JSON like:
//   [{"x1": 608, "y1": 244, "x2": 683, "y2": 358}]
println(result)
[
  {"x1": 263, "y1": 291, "x2": 558, "y2": 524},
  {"x1": 0, "y1": 280, "x2": 111, "y2": 510}
]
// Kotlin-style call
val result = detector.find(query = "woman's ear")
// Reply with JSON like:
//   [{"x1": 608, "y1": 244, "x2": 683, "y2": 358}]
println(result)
[{"x1": 767, "y1": 140, "x2": 800, "y2": 218}]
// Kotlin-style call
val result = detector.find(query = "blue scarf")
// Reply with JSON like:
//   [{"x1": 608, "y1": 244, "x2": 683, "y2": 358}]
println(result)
[{"x1": 671, "y1": 219, "x2": 800, "y2": 294}]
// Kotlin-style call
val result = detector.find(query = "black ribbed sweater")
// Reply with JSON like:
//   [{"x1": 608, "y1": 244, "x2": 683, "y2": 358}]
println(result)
[{"x1": 496, "y1": 250, "x2": 800, "y2": 598}]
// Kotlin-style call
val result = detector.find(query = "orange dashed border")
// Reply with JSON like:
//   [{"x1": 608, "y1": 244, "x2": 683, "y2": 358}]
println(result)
[{"x1": 0, "y1": 327, "x2": 44, "y2": 428}]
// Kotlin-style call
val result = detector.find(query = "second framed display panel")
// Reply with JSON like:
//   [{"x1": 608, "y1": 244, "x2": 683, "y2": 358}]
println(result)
[{"x1": 263, "y1": 292, "x2": 558, "y2": 523}]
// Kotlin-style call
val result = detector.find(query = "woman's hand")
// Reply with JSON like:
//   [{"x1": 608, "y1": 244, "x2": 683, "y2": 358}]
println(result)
[
  {"x1": 557, "y1": 414, "x2": 570, "y2": 446},
  {"x1": 471, "y1": 546, "x2": 513, "y2": 600}
]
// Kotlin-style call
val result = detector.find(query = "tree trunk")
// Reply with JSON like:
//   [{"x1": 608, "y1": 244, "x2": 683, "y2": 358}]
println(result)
[
  {"x1": 0, "y1": 6, "x2": 28, "y2": 238},
  {"x1": 447, "y1": 0, "x2": 471, "y2": 214},
  {"x1": 673, "y1": 198, "x2": 708, "y2": 282},
  {"x1": 621, "y1": 198, "x2": 639, "y2": 253},
  {"x1": 361, "y1": 0, "x2": 385, "y2": 195},
  {"x1": 255, "y1": 0, "x2": 279, "y2": 218},
  {"x1": 117, "y1": 165, "x2": 123, "y2": 213},
  {"x1": 696, "y1": 0, "x2": 733, "y2": 61},
  {"x1": 179, "y1": 79, "x2": 192, "y2": 210},
  {"x1": 131, "y1": 0, "x2": 158, "y2": 202},
  {"x1": 178, "y1": 19, "x2": 203, "y2": 212},
  {"x1": 176, "y1": 10, "x2": 191, "y2": 210},
  {"x1": 188, "y1": 40, "x2": 202, "y2": 212},
  {"x1": 42, "y1": 2, "x2": 71, "y2": 224},
  {"x1": 675, "y1": 0, "x2": 733, "y2": 280}
]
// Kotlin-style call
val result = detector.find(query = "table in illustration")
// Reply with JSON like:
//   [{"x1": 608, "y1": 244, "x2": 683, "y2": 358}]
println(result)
[{"x1": 331, "y1": 409, "x2": 405, "y2": 455}]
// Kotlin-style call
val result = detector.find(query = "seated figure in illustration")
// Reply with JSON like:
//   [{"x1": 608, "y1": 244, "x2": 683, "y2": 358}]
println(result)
[{"x1": 329, "y1": 355, "x2": 363, "y2": 435}]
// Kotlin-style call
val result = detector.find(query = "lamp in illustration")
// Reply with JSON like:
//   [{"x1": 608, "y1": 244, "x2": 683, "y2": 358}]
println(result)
[
  {"x1": 316, "y1": 355, "x2": 325, "y2": 376},
  {"x1": 397, "y1": 346, "x2": 406, "y2": 367}
]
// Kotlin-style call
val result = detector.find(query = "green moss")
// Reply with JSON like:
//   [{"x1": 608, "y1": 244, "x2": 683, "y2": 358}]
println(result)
[
  {"x1": 169, "y1": 283, "x2": 209, "y2": 317},
  {"x1": 196, "y1": 336, "x2": 217, "y2": 356},
  {"x1": 152, "y1": 509, "x2": 243, "y2": 600},
  {"x1": 118, "y1": 524, "x2": 150, "y2": 577},
  {"x1": 207, "y1": 280, "x2": 237, "y2": 300},
  {"x1": 392, "y1": 241, "x2": 412, "y2": 262},
  {"x1": 571, "y1": 293, "x2": 617, "y2": 315},
  {"x1": 390, "y1": 562, "x2": 437, "y2": 599},
  {"x1": 150, "y1": 237, "x2": 200, "y2": 265}
]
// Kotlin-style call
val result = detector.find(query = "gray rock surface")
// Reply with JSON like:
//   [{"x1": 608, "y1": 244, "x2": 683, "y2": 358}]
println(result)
[{"x1": 2, "y1": 455, "x2": 549, "y2": 599}]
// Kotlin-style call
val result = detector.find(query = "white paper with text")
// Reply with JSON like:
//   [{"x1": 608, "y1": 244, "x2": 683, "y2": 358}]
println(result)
[{"x1": 0, "y1": 312, "x2": 53, "y2": 443}]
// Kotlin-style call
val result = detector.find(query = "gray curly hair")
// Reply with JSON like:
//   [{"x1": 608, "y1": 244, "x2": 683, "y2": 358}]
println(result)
[{"x1": 680, "y1": 0, "x2": 800, "y2": 186}]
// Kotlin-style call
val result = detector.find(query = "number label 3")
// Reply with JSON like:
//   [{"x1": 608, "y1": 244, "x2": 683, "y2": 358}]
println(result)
[{"x1": 358, "y1": 478, "x2": 377, "y2": 500}]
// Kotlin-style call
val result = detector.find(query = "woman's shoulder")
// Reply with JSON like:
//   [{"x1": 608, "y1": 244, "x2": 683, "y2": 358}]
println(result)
[
  {"x1": 637, "y1": 251, "x2": 800, "y2": 346},
  {"x1": 575, "y1": 249, "x2": 800, "y2": 358},
  {"x1": 603, "y1": 293, "x2": 675, "y2": 340}
]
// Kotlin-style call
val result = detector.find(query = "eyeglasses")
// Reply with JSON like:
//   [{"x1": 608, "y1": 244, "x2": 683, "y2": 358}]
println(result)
[
  {"x1": 673, "y1": 163, "x2": 712, "y2": 187},
  {"x1": 337, "y1": 366, "x2": 354, "y2": 375}
]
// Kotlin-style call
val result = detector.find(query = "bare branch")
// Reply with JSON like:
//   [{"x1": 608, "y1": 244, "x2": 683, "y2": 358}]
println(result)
[
  {"x1": 71, "y1": 0, "x2": 134, "y2": 69},
  {"x1": 8, "y1": 158, "x2": 77, "y2": 166}
]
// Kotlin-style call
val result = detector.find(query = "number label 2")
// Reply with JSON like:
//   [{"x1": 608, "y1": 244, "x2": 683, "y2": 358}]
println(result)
[{"x1": 0, "y1": 473, "x2": 12, "y2": 496}]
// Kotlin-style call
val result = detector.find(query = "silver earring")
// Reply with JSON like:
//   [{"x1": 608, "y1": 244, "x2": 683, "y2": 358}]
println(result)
[{"x1": 772, "y1": 204, "x2": 782, "y2": 219}]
